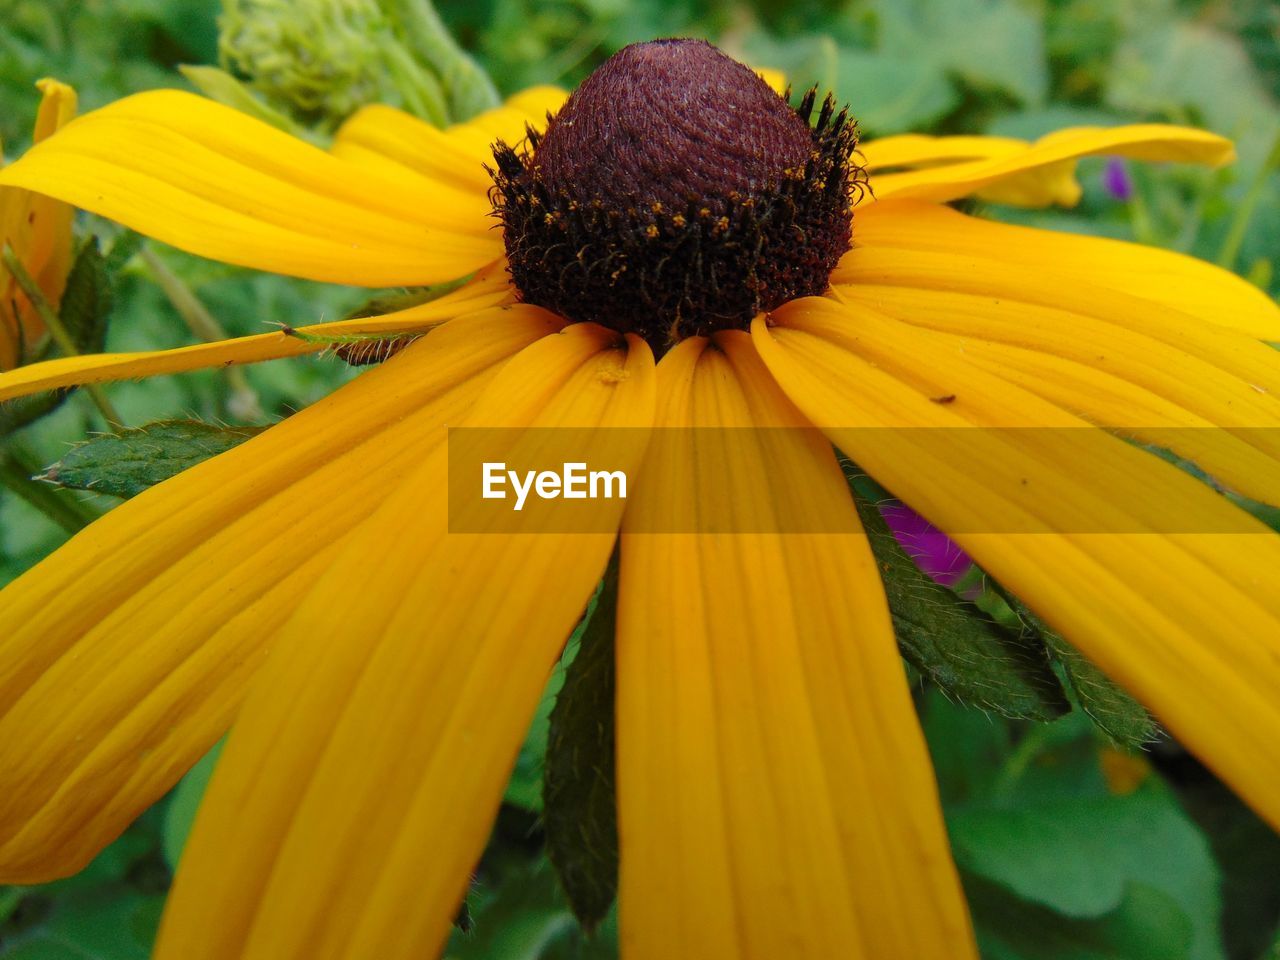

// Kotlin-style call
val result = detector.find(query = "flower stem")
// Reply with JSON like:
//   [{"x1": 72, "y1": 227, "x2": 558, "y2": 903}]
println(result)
[
  {"x1": 2, "y1": 244, "x2": 123, "y2": 427},
  {"x1": 1217, "y1": 132, "x2": 1280, "y2": 271},
  {"x1": 989, "y1": 723, "x2": 1055, "y2": 802},
  {"x1": 139, "y1": 247, "x2": 264, "y2": 421},
  {"x1": 0, "y1": 443, "x2": 93, "y2": 533}
]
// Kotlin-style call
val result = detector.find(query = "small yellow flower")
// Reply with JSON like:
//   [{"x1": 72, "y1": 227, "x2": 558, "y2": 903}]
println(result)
[
  {"x1": 0, "y1": 38, "x2": 1277, "y2": 960},
  {"x1": 0, "y1": 79, "x2": 76, "y2": 370}
]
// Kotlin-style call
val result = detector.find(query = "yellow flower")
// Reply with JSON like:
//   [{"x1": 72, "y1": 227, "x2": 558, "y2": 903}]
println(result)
[
  {"x1": 0, "y1": 79, "x2": 76, "y2": 370},
  {"x1": 1, "y1": 38, "x2": 1279, "y2": 960}
]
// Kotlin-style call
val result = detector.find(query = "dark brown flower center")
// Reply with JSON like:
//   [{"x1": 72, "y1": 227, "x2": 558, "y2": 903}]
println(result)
[{"x1": 490, "y1": 38, "x2": 860, "y2": 355}]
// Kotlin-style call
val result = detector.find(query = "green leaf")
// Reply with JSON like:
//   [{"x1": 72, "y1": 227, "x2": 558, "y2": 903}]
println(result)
[
  {"x1": 744, "y1": 32, "x2": 957, "y2": 134},
  {"x1": 1, "y1": 815, "x2": 168, "y2": 960},
  {"x1": 875, "y1": 0, "x2": 1049, "y2": 105},
  {"x1": 845, "y1": 463, "x2": 1069, "y2": 721},
  {"x1": 951, "y1": 790, "x2": 1224, "y2": 960},
  {"x1": 40, "y1": 420, "x2": 268, "y2": 500},
  {"x1": 503, "y1": 576, "x2": 605, "y2": 813},
  {"x1": 920, "y1": 687, "x2": 1017, "y2": 805},
  {"x1": 1, "y1": 889, "x2": 165, "y2": 960},
  {"x1": 161, "y1": 740, "x2": 223, "y2": 869},
  {"x1": 1171, "y1": 767, "x2": 1280, "y2": 960},
  {"x1": 2, "y1": 237, "x2": 120, "y2": 436},
  {"x1": 1004, "y1": 596, "x2": 1157, "y2": 749},
  {"x1": 835, "y1": 47, "x2": 959, "y2": 134},
  {"x1": 543, "y1": 552, "x2": 619, "y2": 931},
  {"x1": 58, "y1": 237, "x2": 113, "y2": 357},
  {"x1": 970, "y1": 875, "x2": 1195, "y2": 960},
  {"x1": 1107, "y1": 21, "x2": 1277, "y2": 143},
  {"x1": 988, "y1": 105, "x2": 1126, "y2": 140},
  {"x1": 742, "y1": 33, "x2": 840, "y2": 96},
  {"x1": 1, "y1": 228, "x2": 146, "y2": 436},
  {"x1": 503, "y1": 664, "x2": 562, "y2": 812},
  {"x1": 0, "y1": 391, "x2": 65, "y2": 439}
]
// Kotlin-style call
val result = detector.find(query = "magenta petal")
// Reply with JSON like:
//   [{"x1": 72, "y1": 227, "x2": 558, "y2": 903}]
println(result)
[{"x1": 879, "y1": 500, "x2": 976, "y2": 590}]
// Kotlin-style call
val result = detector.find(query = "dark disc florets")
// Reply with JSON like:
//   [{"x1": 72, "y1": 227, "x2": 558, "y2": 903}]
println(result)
[{"x1": 489, "y1": 39, "x2": 862, "y2": 354}]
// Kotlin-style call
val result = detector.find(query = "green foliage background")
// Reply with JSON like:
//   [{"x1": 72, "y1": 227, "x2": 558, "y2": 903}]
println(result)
[{"x1": 1, "y1": 0, "x2": 1279, "y2": 957}]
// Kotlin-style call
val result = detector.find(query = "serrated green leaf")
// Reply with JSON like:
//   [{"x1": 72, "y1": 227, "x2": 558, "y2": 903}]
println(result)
[
  {"x1": 952, "y1": 790, "x2": 1223, "y2": 960},
  {"x1": 503, "y1": 662, "x2": 562, "y2": 812},
  {"x1": 40, "y1": 420, "x2": 268, "y2": 500},
  {"x1": 543, "y1": 553, "x2": 619, "y2": 932},
  {"x1": 845, "y1": 462, "x2": 1069, "y2": 721},
  {"x1": 57, "y1": 237, "x2": 113, "y2": 357},
  {"x1": 503, "y1": 578, "x2": 604, "y2": 813}
]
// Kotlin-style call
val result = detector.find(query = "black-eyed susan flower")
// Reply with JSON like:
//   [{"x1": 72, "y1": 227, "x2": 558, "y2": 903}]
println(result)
[
  {"x1": 1, "y1": 37, "x2": 1279, "y2": 960},
  {"x1": 0, "y1": 79, "x2": 76, "y2": 371}
]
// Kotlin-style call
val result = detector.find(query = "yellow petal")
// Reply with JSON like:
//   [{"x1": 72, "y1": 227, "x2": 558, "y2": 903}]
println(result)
[
  {"x1": 859, "y1": 132, "x2": 1081, "y2": 207},
  {"x1": 333, "y1": 85, "x2": 566, "y2": 195},
  {"x1": 31, "y1": 78, "x2": 78, "y2": 142},
  {"x1": 848, "y1": 199, "x2": 1280, "y2": 340},
  {"x1": 754, "y1": 67, "x2": 788, "y2": 95},
  {"x1": 830, "y1": 246, "x2": 1280, "y2": 499},
  {"x1": 1, "y1": 79, "x2": 78, "y2": 369},
  {"x1": 0, "y1": 305, "x2": 559, "y2": 882},
  {"x1": 25, "y1": 79, "x2": 77, "y2": 297},
  {"x1": 0, "y1": 268, "x2": 512, "y2": 401},
  {"x1": 155, "y1": 323, "x2": 655, "y2": 960},
  {"x1": 615, "y1": 332, "x2": 976, "y2": 959},
  {"x1": 754, "y1": 300, "x2": 1280, "y2": 832},
  {"x1": 861, "y1": 133, "x2": 1028, "y2": 170},
  {"x1": 835, "y1": 247, "x2": 1280, "y2": 401},
  {"x1": 850, "y1": 320, "x2": 1280, "y2": 507},
  {"x1": 0, "y1": 90, "x2": 502, "y2": 286},
  {"x1": 871, "y1": 124, "x2": 1233, "y2": 205}
]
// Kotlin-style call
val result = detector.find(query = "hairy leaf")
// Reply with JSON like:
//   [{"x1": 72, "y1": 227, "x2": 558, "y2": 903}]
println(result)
[
  {"x1": 40, "y1": 420, "x2": 267, "y2": 499},
  {"x1": 845, "y1": 462, "x2": 1069, "y2": 721}
]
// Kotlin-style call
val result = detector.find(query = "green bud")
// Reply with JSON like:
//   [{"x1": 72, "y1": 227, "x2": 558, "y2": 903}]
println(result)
[
  {"x1": 219, "y1": 0, "x2": 408, "y2": 126},
  {"x1": 217, "y1": 0, "x2": 498, "y2": 129}
]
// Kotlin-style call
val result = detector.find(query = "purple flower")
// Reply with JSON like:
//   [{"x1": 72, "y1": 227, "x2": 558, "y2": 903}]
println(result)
[
  {"x1": 1102, "y1": 157, "x2": 1133, "y2": 201},
  {"x1": 879, "y1": 500, "x2": 979, "y2": 597}
]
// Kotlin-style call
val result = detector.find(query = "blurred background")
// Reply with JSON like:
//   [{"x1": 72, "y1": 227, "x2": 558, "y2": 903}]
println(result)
[{"x1": 1, "y1": 0, "x2": 1278, "y2": 957}]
